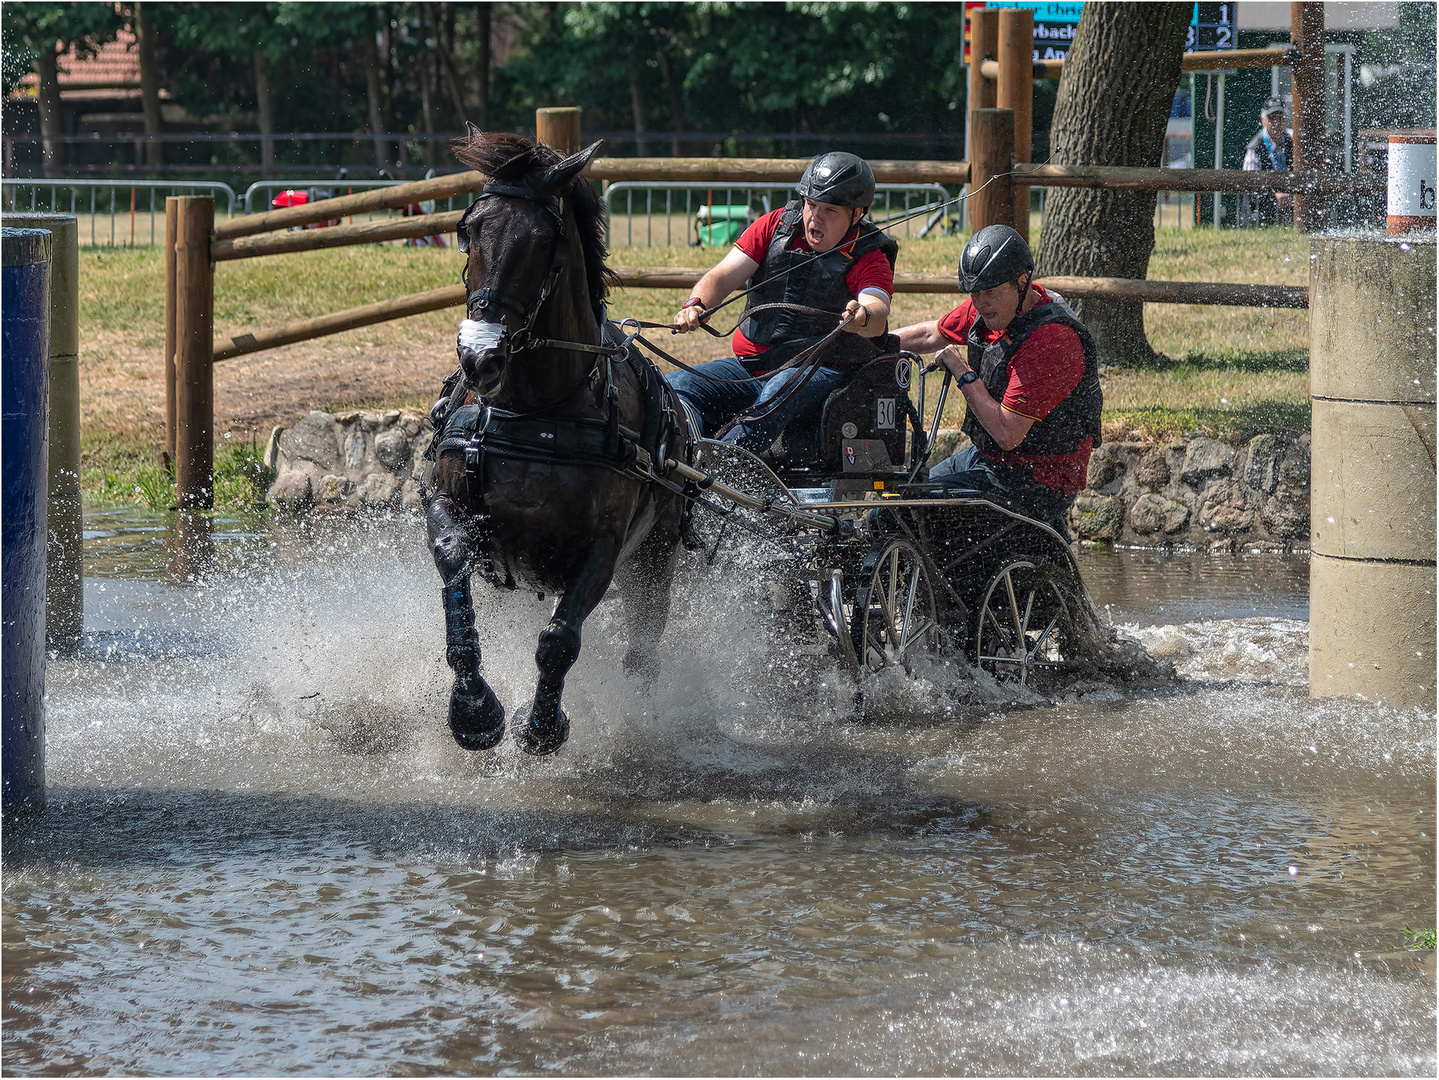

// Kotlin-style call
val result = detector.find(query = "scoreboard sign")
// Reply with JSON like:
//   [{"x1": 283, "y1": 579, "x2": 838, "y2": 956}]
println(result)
[{"x1": 967, "y1": 2, "x2": 1235, "y2": 64}]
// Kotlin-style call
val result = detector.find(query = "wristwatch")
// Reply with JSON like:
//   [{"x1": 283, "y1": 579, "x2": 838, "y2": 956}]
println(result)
[
  {"x1": 681, "y1": 297, "x2": 704, "y2": 310},
  {"x1": 957, "y1": 370, "x2": 980, "y2": 387}
]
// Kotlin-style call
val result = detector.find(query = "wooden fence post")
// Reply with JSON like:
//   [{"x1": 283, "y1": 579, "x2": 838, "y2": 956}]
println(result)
[
  {"x1": 967, "y1": 6, "x2": 998, "y2": 234},
  {"x1": 1290, "y1": 1, "x2": 1327, "y2": 231},
  {"x1": 967, "y1": 8, "x2": 999, "y2": 128},
  {"x1": 997, "y1": 7, "x2": 1035, "y2": 241},
  {"x1": 537, "y1": 107, "x2": 582, "y2": 155},
  {"x1": 164, "y1": 198, "x2": 177, "y2": 460},
  {"x1": 969, "y1": 108, "x2": 1016, "y2": 233},
  {"x1": 172, "y1": 195, "x2": 214, "y2": 510}
]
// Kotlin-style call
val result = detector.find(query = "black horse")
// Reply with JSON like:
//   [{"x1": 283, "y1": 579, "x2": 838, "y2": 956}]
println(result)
[{"x1": 425, "y1": 128, "x2": 693, "y2": 756}]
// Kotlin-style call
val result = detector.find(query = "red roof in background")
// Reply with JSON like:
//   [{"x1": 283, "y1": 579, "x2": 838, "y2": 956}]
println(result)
[{"x1": 12, "y1": 29, "x2": 156, "y2": 99}]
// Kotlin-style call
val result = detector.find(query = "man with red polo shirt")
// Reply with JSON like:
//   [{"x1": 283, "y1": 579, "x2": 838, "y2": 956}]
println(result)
[
  {"x1": 895, "y1": 225, "x2": 1102, "y2": 538},
  {"x1": 668, "y1": 152, "x2": 896, "y2": 451}
]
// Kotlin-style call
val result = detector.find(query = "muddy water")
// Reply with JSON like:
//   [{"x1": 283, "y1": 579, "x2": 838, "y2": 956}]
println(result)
[{"x1": 3, "y1": 510, "x2": 1433, "y2": 1076}]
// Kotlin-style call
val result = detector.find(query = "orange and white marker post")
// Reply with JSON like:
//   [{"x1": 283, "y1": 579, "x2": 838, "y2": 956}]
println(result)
[{"x1": 1387, "y1": 130, "x2": 1436, "y2": 235}]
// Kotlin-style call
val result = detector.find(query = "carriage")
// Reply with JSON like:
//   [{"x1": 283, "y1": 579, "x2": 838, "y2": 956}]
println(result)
[{"x1": 668, "y1": 348, "x2": 1121, "y2": 691}]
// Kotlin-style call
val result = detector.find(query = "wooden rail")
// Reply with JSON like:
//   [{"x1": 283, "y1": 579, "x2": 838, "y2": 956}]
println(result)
[
  {"x1": 208, "y1": 163, "x2": 1377, "y2": 264},
  {"x1": 212, "y1": 210, "x2": 463, "y2": 261},
  {"x1": 1012, "y1": 163, "x2": 1379, "y2": 195},
  {"x1": 211, "y1": 271, "x2": 1308, "y2": 362},
  {"x1": 214, "y1": 170, "x2": 485, "y2": 240}
]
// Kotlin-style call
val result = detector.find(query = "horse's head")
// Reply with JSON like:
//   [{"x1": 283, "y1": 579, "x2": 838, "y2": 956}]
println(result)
[{"x1": 451, "y1": 128, "x2": 607, "y2": 398}]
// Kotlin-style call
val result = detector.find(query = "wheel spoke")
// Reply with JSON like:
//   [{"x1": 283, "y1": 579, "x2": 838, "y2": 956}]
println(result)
[
  {"x1": 1026, "y1": 615, "x2": 1059, "y2": 663},
  {"x1": 898, "y1": 565, "x2": 921, "y2": 651},
  {"x1": 858, "y1": 541, "x2": 937, "y2": 673},
  {"x1": 1004, "y1": 572, "x2": 1024, "y2": 640}
]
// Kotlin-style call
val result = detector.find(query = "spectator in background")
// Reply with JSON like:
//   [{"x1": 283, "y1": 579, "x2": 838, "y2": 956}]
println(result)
[{"x1": 1242, "y1": 97, "x2": 1295, "y2": 226}]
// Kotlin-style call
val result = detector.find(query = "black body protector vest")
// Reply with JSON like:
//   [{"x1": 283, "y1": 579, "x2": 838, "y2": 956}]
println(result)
[
  {"x1": 961, "y1": 293, "x2": 1103, "y2": 458},
  {"x1": 736, "y1": 200, "x2": 899, "y2": 370}
]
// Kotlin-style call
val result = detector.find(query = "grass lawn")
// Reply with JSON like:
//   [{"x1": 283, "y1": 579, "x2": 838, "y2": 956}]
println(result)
[{"x1": 75, "y1": 223, "x2": 1310, "y2": 509}]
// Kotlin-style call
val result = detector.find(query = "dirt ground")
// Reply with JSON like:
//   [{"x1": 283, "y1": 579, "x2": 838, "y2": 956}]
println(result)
[{"x1": 81, "y1": 289, "x2": 748, "y2": 450}]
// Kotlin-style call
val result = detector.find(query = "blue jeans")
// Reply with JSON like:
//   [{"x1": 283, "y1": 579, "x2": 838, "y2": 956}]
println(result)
[
  {"x1": 666, "y1": 356, "x2": 847, "y2": 453},
  {"x1": 930, "y1": 445, "x2": 1075, "y2": 540}
]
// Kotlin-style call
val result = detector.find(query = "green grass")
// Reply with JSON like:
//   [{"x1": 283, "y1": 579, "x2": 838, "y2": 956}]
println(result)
[
  {"x1": 84, "y1": 432, "x2": 273, "y2": 512},
  {"x1": 78, "y1": 225, "x2": 1313, "y2": 507},
  {"x1": 1404, "y1": 926, "x2": 1436, "y2": 952}
]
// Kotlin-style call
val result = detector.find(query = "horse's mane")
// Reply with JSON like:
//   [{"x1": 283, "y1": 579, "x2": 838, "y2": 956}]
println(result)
[{"x1": 451, "y1": 129, "x2": 618, "y2": 324}]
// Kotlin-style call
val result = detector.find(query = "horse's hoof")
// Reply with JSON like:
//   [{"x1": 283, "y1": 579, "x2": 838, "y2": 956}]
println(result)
[
  {"x1": 449, "y1": 673, "x2": 505, "y2": 751},
  {"x1": 512, "y1": 702, "x2": 569, "y2": 756}
]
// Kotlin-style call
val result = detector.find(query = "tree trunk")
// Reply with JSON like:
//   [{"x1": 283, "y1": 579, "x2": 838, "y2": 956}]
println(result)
[
  {"x1": 364, "y1": 32, "x2": 390, "y2": 168},
  {"x1": 254, "y1": 49, "x2": 275, "y2": 179},
  {"x1": 1034, "y1": 3, "x2": 1190, "y2": 367},
  {"x1": 476, "y1": 4, "x2": 491, "y2": 129},
  {"x1": 431, "y1": 3, "x2": 469, "y2": 125},
  {"x1": 34, "y1": 50, "x2": 64, "y2": 177},
  {"x1": 658, "y1": 50, "x2": 684, "y2": 156},
  {"x1": 134, "y1": 2, "x2": 164, "y2": 166},
  {"x1": 629, "y1": 70, "x2": 649, "y2": 156}
]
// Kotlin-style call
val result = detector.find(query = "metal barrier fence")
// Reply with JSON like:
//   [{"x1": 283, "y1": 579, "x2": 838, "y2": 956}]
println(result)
[
  {"x1": 1034, "y1": 187, "x2": 1197, "y2": 233},
  {"x1": 603, "y1": 181, "x2": 955, "y2": 248},
  {"x1": 1, "y1": 179, "x2": 237, "y2": 246}
]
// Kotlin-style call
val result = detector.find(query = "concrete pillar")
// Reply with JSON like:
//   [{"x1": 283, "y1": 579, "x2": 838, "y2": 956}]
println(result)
[
  {"x1": 1309, "y1": 236, "x2": 1436, "y2": 710},
  {"x1": 5, "y1": 213, "x2": 83, "y2": 651}
]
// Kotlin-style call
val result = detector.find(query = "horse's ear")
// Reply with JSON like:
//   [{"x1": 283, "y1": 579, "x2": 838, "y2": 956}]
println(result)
[{"x1": 541, "y1": 139, "x2": 605, "y2": 192}]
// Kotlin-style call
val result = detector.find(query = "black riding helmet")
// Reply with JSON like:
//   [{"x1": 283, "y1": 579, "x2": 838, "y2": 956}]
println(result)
[
  {"x1": 794, "y1": 152, "x2": 876, "y2": 209},
  {"x1": 958, "y1": 225, "x2": 1034, "y2": 293}
]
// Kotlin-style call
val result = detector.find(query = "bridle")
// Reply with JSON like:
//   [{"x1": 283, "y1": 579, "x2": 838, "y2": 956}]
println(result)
[{"x1": 457, "y1": 181, "x2": 573, "y2": 354}]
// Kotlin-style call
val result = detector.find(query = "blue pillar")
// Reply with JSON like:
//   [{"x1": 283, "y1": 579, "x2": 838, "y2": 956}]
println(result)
[{"x1": 3, "y1": 227, "x2": 53, "y2": 814}]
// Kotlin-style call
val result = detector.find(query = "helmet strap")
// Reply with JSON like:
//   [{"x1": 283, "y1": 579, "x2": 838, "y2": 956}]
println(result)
[{"x1": 1013, "y1": 271, "x2": 1032, "y2": 321}]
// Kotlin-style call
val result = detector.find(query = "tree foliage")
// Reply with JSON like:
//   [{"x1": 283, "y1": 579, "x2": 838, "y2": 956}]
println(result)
[
  {"x1": 2, "y1": 1, "x2": 970, "y2": 172},
  {"x1": 2, "y1": 1, "x2": 123, "y2": 94}
]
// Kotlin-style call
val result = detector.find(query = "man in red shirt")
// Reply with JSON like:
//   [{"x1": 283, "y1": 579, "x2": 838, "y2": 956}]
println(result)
[
  {"x1": 668, "y1": 152, "x2": 897, "y2": 451},
  {"x1": 895, "y1": 225, "x2": 1102, "y2": 538}
]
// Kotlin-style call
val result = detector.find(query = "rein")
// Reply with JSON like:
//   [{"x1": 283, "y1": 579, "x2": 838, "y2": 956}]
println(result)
[{"x1": 626, "y1": 301, "x2": 857, "y2": 386}]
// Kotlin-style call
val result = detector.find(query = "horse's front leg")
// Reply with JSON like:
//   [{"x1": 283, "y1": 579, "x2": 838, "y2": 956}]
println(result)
[
  {"x1": 427, "y1": 493, "x2": 506, "y2": 751},
  {"x1": 513, "y1": 538, "x2": 619, "y2": 756}
]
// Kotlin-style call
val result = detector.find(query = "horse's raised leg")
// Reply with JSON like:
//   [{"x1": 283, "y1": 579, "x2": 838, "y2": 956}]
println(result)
[
  {"x1": 615, "y1": 532, "x2": 680, "y2": 687},
  {"x1": 427, "y1": 494, "x2": 506, "y2": 751},
  {"x1": 513, "y1": 538, "x2": 618, "y2": 756}
]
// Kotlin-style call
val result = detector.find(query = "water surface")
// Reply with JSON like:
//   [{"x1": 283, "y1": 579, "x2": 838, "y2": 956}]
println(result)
[{"x1": 3, "y1": 511, "x2": 1432, "y2": 1076}]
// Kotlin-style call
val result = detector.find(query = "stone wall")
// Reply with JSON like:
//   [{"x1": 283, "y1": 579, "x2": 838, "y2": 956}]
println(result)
[
  {"x1": 1069, "y1": 432, "x2": 1310, "y2": 550},
  {"x1": 265, "y1": 409, "x2": 434, "y2": 514},
  {"x1": 266, "y1": 411, "x2": 1311, "y2": 550}
]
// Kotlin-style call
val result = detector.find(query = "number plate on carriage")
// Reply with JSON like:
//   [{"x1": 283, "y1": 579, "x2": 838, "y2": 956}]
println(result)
[{"x1": 876, "y1": 397, "x2": 896, "y2": 430}]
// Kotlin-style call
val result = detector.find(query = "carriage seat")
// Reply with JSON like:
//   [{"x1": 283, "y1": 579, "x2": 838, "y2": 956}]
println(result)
[{"x1": 762, "y1": 352, "x2": 918, "y2": 476}]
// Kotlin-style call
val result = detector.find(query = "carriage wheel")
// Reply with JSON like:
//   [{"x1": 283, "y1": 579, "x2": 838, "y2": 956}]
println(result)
[
  {"x1": 973, "y1": 559, "x2": 1077, "y2": 687},
  {"x1": 851, "y1": 539, "x2": 939, "y2": 673}
]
